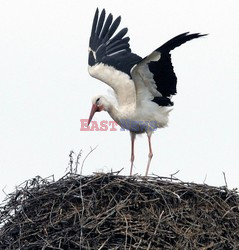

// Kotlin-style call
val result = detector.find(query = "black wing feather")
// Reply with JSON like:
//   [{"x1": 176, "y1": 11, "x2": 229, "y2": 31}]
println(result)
[
  {"x1": 91, "y1": 8, "x2": 99, "y2": 38},
  {"x1": 109, "y1": 28, "x2": 128, "y2": 44},
  {"x1": 149, "y1": 33, "x2": 207, "y2": 105},
  {"x1": 100, "y1": 14, "x2": 113, "y2": 38},
  {"x1": 159, "y1": 32, "x2": 207, "y2": 52},
  {"x1": 106, "y1": 16, "x2": 121, "y2": 39},
  {"x1": 96, "y1": 9, "x2": 105, "y2": 36},
  {"x1": 89, "y1": 9, "x2": 142, "y2": 76},
  {"x1": 107, "y1": 43, "x2": 130, "y2": 55},
  {"x1": 107, "y1": 37, "x2": 130, "y2": 50}
]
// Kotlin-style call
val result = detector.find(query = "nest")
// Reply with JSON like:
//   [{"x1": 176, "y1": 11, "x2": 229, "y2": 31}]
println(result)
[{"x1": 0, "y1": 172, "x2": 239, "y2": 249}]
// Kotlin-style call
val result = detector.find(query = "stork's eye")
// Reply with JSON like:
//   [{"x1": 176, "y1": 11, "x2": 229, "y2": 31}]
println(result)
[{"x1": 96, "y1": 97, "x2": 100, "y2": 104}]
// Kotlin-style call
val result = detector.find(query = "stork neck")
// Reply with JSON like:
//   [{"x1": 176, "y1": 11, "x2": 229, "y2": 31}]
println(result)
[{"x1": 108, "y1": 103, "x2": 136, "y2": 123}]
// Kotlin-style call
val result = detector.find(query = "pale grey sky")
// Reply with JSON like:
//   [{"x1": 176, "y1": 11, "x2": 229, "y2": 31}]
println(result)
[{"x1": 0, "y1": 0, "x2": 239, "y2": 202}]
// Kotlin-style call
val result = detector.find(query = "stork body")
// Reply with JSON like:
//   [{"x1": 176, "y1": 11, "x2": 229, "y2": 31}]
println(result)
[{"x1": 87, "y1": 8, "x2": 206, "y2": 176}]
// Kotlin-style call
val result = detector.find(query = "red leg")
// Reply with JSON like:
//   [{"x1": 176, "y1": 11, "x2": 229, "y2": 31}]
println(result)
[
  {"x1": 130, "y1": 132, "x2": 136, "y2": 176},
  {"x1": 145, "y1": 133, "x2": 153, "y2": 176}
]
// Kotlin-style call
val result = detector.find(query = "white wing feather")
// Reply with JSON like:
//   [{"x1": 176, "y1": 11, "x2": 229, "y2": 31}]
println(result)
[
  {"x1": 89, "y1": 63, "x2": 136, "y2": 106},
  {"x1": 131, "y1": 51, "x2": 162, "y2": 103}
]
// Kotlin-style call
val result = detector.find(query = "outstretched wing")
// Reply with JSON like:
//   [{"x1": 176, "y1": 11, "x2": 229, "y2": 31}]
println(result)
[
  {"x1": 131, "y1": 32, "x2": 207, "y2": 106},
  {"x1": 88, "y1": 8, "x2": 142, "y2": 106}
]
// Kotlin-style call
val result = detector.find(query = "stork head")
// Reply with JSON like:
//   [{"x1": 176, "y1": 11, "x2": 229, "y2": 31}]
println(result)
[{"x1": 88, "y1": 96, "x2": 108, "y2": 126}]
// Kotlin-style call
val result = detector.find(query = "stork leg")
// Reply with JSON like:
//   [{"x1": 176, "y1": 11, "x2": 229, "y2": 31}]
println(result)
[
  {"x1": 130, "y1": 132, "x2": 136, "y2": 176},
  {"x1": 145, "y1": 133, "x2": 153, "y2": 176}
]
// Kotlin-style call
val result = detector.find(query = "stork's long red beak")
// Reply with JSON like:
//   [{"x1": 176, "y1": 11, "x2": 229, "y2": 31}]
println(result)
[{"x1": 88, "y1": 104, "x2": 97, "y2": 126}]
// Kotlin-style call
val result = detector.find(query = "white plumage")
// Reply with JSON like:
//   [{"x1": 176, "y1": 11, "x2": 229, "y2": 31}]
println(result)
[{"x1": 87, "y1": 8, "x2": 206, "y2": 176}]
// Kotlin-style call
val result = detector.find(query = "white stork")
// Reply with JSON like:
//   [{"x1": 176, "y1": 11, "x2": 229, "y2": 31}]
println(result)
[{"x1": 87, "y1": 8, "x2": 206, "y2": 176}]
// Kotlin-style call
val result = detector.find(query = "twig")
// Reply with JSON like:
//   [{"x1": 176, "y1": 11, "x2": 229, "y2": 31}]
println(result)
[
  {"x1": 203, "y1": 174, "x2": 207, "y2": 184},
  {"x1": 75, "y1": 150, "x2": 83, "y2": 174},
  {"x1": 170, "y1": 170, "x2": 180, "y2": 181},
  {"x1": 223, "y1": 172, "x2": 228, "y2": 188},
  {"x1": 80, "y1": 146, "x2": 98, "y2": 175},
  {"x1": 66, "y1": 150, "x2": 75, "y2": 174}
]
